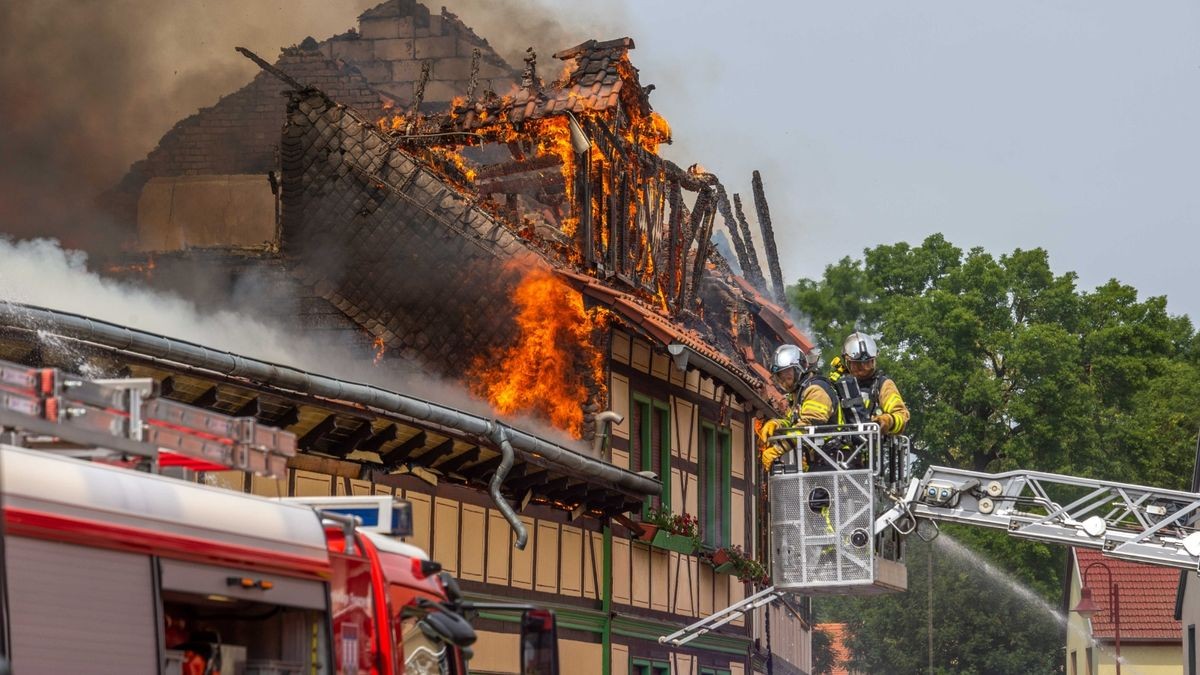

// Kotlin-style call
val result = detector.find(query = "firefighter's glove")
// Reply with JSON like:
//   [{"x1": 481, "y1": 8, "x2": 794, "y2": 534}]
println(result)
[
  {"x1": 761, "y1": 442, "x2": 785, "y2": 473},
  {"x1": 757, "y1": 418, "x2": 785, "y2": 444},
  {"x1": 872, "y1": 413, "x2": 894, "y2": 434},
  {"x1": 829, "y1": 355, "x2": 845, "y2": 382}
]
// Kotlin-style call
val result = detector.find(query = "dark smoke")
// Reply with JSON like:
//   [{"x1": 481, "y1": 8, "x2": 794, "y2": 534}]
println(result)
[
  {"x1": 444, "y1": 0, "x2": 630, "y2": 72},
  {"x1": 0, "y1": 0, "x2": 377, "y2": 251}
]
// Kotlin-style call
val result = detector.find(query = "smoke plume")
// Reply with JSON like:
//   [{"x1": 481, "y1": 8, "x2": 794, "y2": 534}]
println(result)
[
  {"x1": 0, "y1": 237, "x2": 581, "y2": 447},
  {"x1": 0, "y1": 0, "x2": 378, "y2": 251}
]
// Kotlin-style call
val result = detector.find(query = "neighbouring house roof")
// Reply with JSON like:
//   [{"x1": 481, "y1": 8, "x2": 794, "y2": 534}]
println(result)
[
  {"x1": 816, "y1": 623, "x2": 854, "y2": 675},
  {"x1": 1072, "y1": 548, "x2": 1182, "y2": 641}
]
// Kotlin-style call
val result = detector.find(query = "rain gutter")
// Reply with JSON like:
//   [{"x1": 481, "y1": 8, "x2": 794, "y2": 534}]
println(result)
[{"x1": 0, "y1": 303, "x2": 661, "y2": 500}]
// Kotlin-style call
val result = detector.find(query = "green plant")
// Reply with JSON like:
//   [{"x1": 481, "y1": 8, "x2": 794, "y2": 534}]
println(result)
[
  {"x1": 710, "y1": 545, "x2": 768, "y2": 583},
  {"x1": 645, "y1": 507, "x2": 701, "y2": 548}
]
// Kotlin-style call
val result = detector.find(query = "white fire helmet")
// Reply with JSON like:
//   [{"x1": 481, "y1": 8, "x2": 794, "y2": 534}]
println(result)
[{"x1": 842, "y1": 332, "x2": 878, "y2": 363}]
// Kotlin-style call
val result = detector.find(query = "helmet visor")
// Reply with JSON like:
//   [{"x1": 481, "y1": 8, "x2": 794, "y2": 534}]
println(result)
[
  {"x1": 771, "y1": 344, "x2": 803, "y2": 373},
  {"x1": 843, "y1": 333, "x2": 878, "y2": 362}
]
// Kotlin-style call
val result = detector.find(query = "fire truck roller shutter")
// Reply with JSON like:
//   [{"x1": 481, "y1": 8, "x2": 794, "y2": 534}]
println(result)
[
  {"x1": 160, "y1": 558, "x2": 328, "y2": 609},
  {"x1": 6, "y1": 536, "x2": 159, "y2": 674}
]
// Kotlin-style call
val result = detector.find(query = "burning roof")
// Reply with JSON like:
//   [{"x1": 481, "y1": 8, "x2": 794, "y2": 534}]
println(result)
[{"x1": 108, "y1": 0, "x2": 811, "y2": 450}]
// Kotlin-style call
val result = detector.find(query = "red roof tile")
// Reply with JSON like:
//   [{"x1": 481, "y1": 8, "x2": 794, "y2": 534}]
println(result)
[
  {"x1": 817, "y1": 623, "x2": 854, "y2": 675},
  {"x1": 1073, "y1": 548, "x2": 1181, "y2": 641}
]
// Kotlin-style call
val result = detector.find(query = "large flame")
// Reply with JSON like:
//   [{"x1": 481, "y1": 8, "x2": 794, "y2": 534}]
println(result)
[{"x1": 471, "y1": 268, "x2": 608, "y2": 438}]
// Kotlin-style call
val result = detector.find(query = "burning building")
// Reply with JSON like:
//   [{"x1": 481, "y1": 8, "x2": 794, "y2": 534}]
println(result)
[{"x1": 81, "y1": 2, "x2": 819, "y2": 673}]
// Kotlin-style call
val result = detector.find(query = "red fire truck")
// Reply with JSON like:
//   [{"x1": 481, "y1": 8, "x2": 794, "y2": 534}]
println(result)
[{"x1": 0, "y1": 361, "x2": 559, "y2": 674}]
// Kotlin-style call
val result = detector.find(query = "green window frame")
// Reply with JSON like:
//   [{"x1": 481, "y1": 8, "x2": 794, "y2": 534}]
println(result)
[
  {"x1": 700, "y1": 421, "x2": 732, "y2": 548},
  {"x1": 700, "y1": 668, "x2": 732, "y2": 675},
  {"x1": 632, "y1": 392, "x2": 671, "y2": 518},
  {"x1": 631, "y1": 657, "x2": 671, "y2": 675}
]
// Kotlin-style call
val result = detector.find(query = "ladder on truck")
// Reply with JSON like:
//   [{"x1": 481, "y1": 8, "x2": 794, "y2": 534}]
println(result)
[
  {"x1": 662, "y1": 423, "x2": 1200, "y2": 646},
  {"x1": 0, "y1": 358, "x2": 296, "y2": 476}
]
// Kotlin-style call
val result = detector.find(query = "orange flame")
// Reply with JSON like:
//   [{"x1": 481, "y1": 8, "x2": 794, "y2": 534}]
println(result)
[
  {"x1": 372, "y1": 337, "x2": 386, "y2": 365},
  {"x1": 471, "y1": 268, "x2": 607, "y2": 438}
]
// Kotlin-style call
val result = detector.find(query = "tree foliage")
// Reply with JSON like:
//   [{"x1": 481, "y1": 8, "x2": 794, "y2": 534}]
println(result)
[{"x1": 798, "y1": 235, "x2": 1200, "y2": 671}]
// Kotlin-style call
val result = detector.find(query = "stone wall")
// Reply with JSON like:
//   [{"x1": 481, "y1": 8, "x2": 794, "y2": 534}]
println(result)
[{"x1": 324, "y1": 0, "x2": 517, "y2": 106}]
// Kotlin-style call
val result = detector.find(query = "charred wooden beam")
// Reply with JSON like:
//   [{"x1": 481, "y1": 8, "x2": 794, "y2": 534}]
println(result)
[
  {"x1": 678, "y1": 187, "x2": 714, "y2": 310},
  {"x1": 358, "y1": 423, "x2": 398, "y2": 453},
  {"x1": 299, "y1": 414, "x2": 338, "y2": 449},
  {"x1": 333, "y1": 419, "x2": 374, "y2": 457},
  {"x1": 271, "y1": 405, "x2": 301, "y2": 429},
  {"x1": 665, "y1": 181, "x2": 683, "y2": 311},
  {"x1": 414, "y1": 438, "x2": 455, "y2": 466},
  {"x1": 237, "y1": 46, "x2": 304, "y2": 91},
  {"x1": 752, "y1": 170, "x2": 788, "y2": 308},
  {"x1": 464, "y1": 455, "x2": 504, "y2": 484},
  {"x1": 379, "y1": 430, "x2": 427, "y2": 468},
  {"x1": 434, "y1": 446, "x2": 480, "y2": 475},
  {"x1": 507, "y1": 469, "x2": 550, "y2": 496},
  {"x1": 541, "y1": 476, "x2": 573, "y2": 499},
  {"x1": 160, "y1": 376, "x2": 176, "y2": 398},
  {"x1": 191, "y1": 385, "x2": 219, "y2": 409},
  {"x1": 466, "y1": 47, "x2": 481, "y2": 102},
  {"x1": 233, "y1": 396, "x2": 260, "y2": 419},
  {"x1": 733, "y1": 193, "x2": 769, "y2": 294},
  {"x1": 474, "y1": 154, "x2": 560, "y2": 180},
  {"x1": 688, "y1": 194, "x2": 718, "y2": 311},
  {"x1": 714, "y1": 182, "x2": 753, "y2": 278},
  {"x1": 409, "y1": 61, "x2": 432, "y2": 129}
]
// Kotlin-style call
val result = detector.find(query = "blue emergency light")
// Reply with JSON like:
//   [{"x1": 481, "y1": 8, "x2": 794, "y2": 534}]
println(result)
[{"x1": 283, "y1": 496, "x2": 413, "y2": 538}]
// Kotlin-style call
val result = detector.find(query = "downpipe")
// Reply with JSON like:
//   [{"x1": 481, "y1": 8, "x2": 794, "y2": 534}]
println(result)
[
  {"x1": 488, "y1": 424, "x2": 528, "y2": 550},
  {"x1": 591, "y1": 410, "x2": 623, "y2": 461}
]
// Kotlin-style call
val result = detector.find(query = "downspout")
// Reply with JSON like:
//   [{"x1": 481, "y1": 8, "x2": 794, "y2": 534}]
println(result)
[
  {"x1": 602, "y1": 524, "x2": 613, "y2": 675},
  {"x1": 487, "y1": 424, "x2": 528, "y2": 550},
  {"x1": 591, "y1": 411, "x2": 624, "y2": 462}
]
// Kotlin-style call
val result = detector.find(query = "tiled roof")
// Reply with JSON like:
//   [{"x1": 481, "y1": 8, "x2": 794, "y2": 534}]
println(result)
[
  {"x1": 449, "y1": 37, "x2": 646, "y2": 129},
  {"x1": 1073, "y1": 548, "x2": 1182, "y2": 641},
  {"x1": 554, "y1": 268, "x2": 777, "y2": 412},
  {"x1": 281, "y1": 89, "x2": 547, "y2": 379},
  {"x1": 817, "y1": 623, "x2": 854, "y2": 675}
]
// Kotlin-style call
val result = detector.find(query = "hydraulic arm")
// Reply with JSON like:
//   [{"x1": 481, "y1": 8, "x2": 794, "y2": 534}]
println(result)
[
  {"x1": 660, "y1": 424, "x2": 1200, "y2": 646},
  {"x1": 880, "y1": 464, "x2": 1200, "y2": 570}
]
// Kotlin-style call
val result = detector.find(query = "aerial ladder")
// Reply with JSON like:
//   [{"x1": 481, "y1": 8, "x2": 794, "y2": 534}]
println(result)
[{"x1": 660, "y1": 423, "x2": 1200, "y2": 646}]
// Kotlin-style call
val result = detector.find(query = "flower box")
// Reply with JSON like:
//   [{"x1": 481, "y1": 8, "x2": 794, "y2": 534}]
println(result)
[
  {"x1": 651, "y1": 530, "x2": 698, "y2": 554},
  {"x1": 710, "y1": 548, "x2": 732, "y2": 566},
  {"x1": 713, "y1": 561, "x2": 738, "y2": 575},
  {"x1": 636, "y1": 523, "x2": 659, "y2": 542}
]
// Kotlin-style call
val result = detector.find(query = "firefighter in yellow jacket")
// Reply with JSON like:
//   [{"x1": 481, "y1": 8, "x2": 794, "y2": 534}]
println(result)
[
  {"x1": 759, "y1": 344, "x2": 839, "y2": 472},
  {"x1": 839, "y1": 331, "x2": 910, "y2": 435}
]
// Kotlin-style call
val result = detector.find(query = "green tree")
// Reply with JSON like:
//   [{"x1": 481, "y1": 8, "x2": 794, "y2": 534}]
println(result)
[
  {"x1": 828, "y1": 532, "x2": 1064, "y2": 675},
  {"x1": 795, "y1": 234, "x2": 1200, "y2": 670}
]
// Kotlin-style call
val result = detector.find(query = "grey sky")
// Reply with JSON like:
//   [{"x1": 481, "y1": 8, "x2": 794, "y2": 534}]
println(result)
[
  {"x1": 10, "y1": 1, "x2": 1196, "y2": 318},
  {"x1": 602, "y1": 1, "x2": 1200, "y2": 320}
]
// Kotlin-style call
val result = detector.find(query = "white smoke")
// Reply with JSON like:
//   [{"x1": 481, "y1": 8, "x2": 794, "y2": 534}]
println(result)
[{"x1": 0, "y1": 238, "x2": 583, "y2": 448}]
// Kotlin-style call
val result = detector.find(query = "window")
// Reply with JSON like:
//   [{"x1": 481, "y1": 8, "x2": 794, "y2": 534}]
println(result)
[
  {"x1": 700, "y1": 422, "x2": 732, "y2": 548},
  {"x1": 700, "y1": 668, "x2": 732, "y2": 675},
  {"x1": 632, "y1": 393, "x2": 671, "y2": 517},
  {"x1": 1085, "y1": 647, "x2": 1093, "y2": 675},
  {"x1": 631, "y1": 658, "x2": 670, "y2": 675},
  {"x1": 1190, "y1": 625, "x2": 1196, "y2": 675},
  {"x1": 1069, "y1": 650, "x2": 1077, "y2": 675}
]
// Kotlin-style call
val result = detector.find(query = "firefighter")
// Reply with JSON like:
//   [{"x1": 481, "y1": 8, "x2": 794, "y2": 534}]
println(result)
[
  {"x1": 758, "y1": 344, "x2": 839, "y2": 472},
  {"x1": 841, "y1": 331, "x2": 909, "y2": 435}
]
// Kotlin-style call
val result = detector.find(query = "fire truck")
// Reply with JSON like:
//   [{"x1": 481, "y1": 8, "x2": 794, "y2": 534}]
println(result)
[
  {"x1": 0, "y1": 359, "x2": 558, "y2": 674},
  {"x1": 663, "y1": 423, "x2": 1200, "y2": 645}
]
